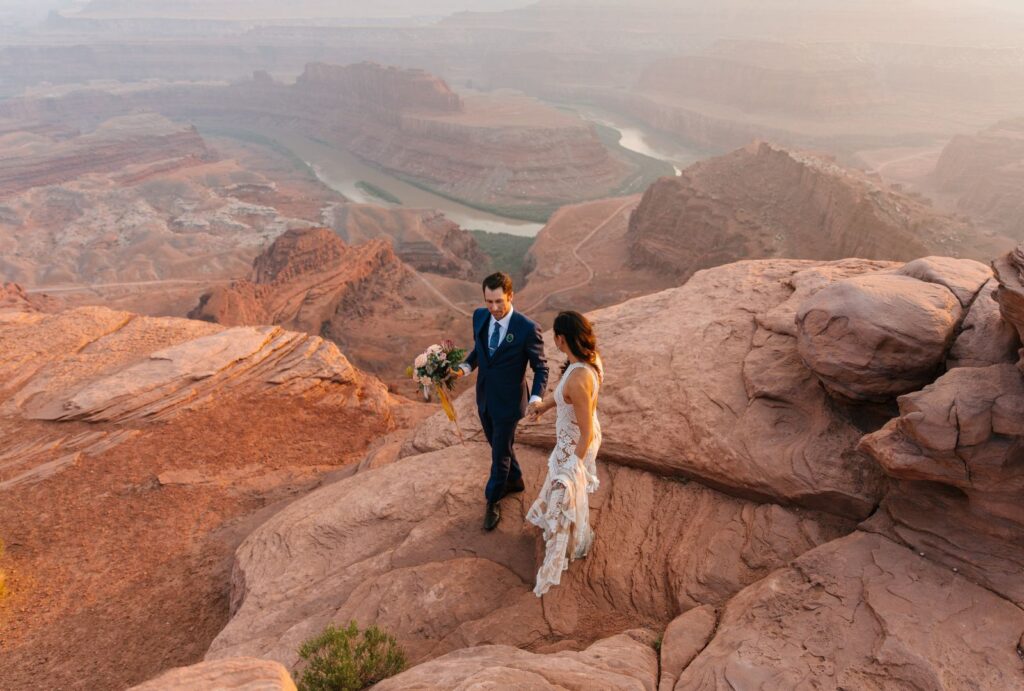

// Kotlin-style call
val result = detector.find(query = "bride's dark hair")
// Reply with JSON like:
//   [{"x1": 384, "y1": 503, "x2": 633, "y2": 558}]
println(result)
[{"x1": 553, "y1": 311, "x2": 600, "y2": 377}]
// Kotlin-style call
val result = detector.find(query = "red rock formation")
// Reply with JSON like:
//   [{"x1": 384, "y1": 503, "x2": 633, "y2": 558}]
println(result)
[
  {"x1": 992, "y1": 243, "x2": 1024, "y2": 343},
  {"x1": 627, "y1": 142, "x2": 1006, "y2": 281},
  {"x1": 332, "y1": 204, "x2": 487, "y2": 280},
  {"x1": 934, "y1": 118, "x2": 1024, "y2": 238},
  {"x1": 0, "y1": 306, "x2": 394, "y2": 690},
  {"x1": 296, "y1": 61, "x2": 464, "y2": 116},
  {"x1": 190, "y1": 229, "x2": 410, "y2": 332},
  {"x1": 0, "y1": 114, "x2": 336, "y2": 290},
  {"x1": 189, "y1": 227, "x2": 477, "y2": 376},
  {"x1": 1, "y1": 282, "x2": 39, "y2": 314},
  {"x1": 129, "y1": 658, "x2": 295, "y2": 691},
  {"x1": 0, "y1": 116, "x2": 211, "y2": 198}
]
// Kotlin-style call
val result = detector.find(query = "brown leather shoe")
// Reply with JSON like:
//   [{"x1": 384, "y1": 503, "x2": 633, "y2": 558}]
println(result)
[{"x1": 483, "y1": 502, "x2": 501, "y2": 531}]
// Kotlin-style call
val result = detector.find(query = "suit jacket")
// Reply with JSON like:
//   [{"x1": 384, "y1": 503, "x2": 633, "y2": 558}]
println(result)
[{"x1": 465, "y1": 307, "x2": 549, "y2": 421}]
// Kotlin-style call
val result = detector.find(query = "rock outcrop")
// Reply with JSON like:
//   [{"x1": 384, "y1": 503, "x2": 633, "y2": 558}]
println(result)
[
  {"x1": 934, "y1": 118, "x2": 1024, "y2": 239},
  {"x1": 188, "y1": 227, "x2": 476, "y2": 376},
  {"x1": 626, "y1": 142, "x2": 1007, "y2": 282},
  {"x1": 992, "y1": 243, "x2": 1024, "y2": 343},
  {"x1": 677, "y1": 531, "x2": 1024, "y2": 689},
  {"x1": 0, "y1": 282, "x2": 42, "y2": 316},
  {"x1": 130, "y1": 657, "x2": 296, "y2": 691},
  {"x1": 411, "y1": 258, "x2": 894, "y2": 517},
  {"x1": 795, "y1": 268, "x2": 963, "y2": 402},
  {"x1": 375, "y1": 630, "x2": 658, "y2": 690},
  {"x1": 330, "y1": 204, "x2": 487, "y2": 280}
]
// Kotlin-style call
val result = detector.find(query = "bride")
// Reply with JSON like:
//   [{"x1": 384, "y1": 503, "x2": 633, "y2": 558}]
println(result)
[{"x1": 525, "y1": 310, "x2": 602, "y2": 597}]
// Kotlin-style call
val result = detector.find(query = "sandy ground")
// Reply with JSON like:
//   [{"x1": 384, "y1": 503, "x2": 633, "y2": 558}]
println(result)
[{"x1": 0, "y1": 394, "x2": 430, "y2": 690}]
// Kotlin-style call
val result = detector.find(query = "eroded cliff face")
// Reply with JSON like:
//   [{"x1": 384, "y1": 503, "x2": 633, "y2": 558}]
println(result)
[
  {"x1": 330, "y1": 204, "x2": 487, "y2": 280},
  {"x1": 188, "y1": 227, "x2": 477, "y2": 376},
  {"x1": 626, "y1": 141, "x2": 1010, "y2": 281},
  {"x1": 934, "y1": 118, "x2": 1024, "y2": 239}
]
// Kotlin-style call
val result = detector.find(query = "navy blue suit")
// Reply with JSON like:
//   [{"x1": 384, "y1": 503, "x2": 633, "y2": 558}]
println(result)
[{"x1": 464, "y1": 307, "x2": 549, "y2": 503}]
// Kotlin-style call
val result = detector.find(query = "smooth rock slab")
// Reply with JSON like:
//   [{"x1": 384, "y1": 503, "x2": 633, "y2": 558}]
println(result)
[
  {"x1": 676, "y1": 531, "x2": 1024, "y2": 690},
  {"x1": 408, "y1": 259, "x2": 889, "y2": 518},
  {"x1": 658, "y1": 605, "x2": 717, "y2": 691},
  {"x1": 208, "y1": 442, "x2": 852, "y2": 671},
  {"x1": 374, "y1": 630, "x2": 658, "y2": 691},
  {"x1": 130, "y1": 657, "x2": 295, "y2": 691}
]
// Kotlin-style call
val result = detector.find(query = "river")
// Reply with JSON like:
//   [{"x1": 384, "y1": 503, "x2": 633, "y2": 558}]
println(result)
[{"x1": 208, "y1": 113, "x2": 700, "y2": 238}]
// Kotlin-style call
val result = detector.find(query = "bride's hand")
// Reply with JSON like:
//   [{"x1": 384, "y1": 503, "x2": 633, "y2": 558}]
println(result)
[{"x1": 526, "y1": 401, "x2": 546, "y2": 423}]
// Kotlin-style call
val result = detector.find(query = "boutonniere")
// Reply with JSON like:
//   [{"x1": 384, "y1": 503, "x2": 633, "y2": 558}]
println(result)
[{"x1": 505, "y1": 333, "x2": 515, "y2": 344}]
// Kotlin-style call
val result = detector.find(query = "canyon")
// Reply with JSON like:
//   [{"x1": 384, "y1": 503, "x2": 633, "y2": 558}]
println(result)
[
  {"x1": 0, "y1": 62, "x2": 667, "y2": 222},
  {"x1": 3, "y1": 2, "x2": 1024, "y2": 689}
]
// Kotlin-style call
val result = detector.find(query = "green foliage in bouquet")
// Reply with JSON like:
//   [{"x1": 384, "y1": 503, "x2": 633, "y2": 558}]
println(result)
[
  {"x1": 295, "y1": 621, "x2": 407, "y2": 691},
  {"x1": 411, "y1": 340, "x2": 466, "y2": 391}
]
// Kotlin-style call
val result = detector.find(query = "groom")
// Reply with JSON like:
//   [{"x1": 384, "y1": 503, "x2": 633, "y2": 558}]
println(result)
[{"x1": 457, "y1": 272, "x2": 549, "y2": 531}]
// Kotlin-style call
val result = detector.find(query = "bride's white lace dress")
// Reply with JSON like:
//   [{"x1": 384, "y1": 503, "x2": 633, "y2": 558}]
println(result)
[{"x1": 526, "y1": 360, "x2": 602, "y2": 597}]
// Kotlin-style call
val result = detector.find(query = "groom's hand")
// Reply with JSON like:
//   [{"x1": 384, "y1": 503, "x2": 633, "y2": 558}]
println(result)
[{"x1": 526, "y1": 401, "x2": 543, "y2": 422}]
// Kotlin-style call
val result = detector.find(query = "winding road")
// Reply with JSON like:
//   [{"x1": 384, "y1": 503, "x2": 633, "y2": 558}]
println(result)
[{"x1": 523, "y1": 199, "x2": 637, "y2": 313}]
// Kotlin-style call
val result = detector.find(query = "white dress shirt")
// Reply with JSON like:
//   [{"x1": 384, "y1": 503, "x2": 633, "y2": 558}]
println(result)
[{"x1": 462, "y1": 306, "x2": 542, "y2": 404}]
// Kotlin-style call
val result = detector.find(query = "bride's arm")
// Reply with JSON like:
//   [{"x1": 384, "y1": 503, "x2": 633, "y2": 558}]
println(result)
[{"x1": 565, "y1": 369, "x2": 596, "y2": 455}]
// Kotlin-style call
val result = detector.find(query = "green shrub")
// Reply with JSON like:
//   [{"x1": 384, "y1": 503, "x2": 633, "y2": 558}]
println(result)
[{"x1": 295, "y1": 621, "x2": 407, "y2": 691}]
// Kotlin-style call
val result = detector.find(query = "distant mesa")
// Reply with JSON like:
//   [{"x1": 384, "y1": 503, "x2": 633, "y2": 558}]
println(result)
[
  {"x1": 933, "y1": 117, "x2": 1024, "y2": 239},
  {"x1": 295, "y1": 61, "x2": 464, "y2": 115},
  {"x1": 626, "y1": 141, "x2": 1012, "y2": 280}
]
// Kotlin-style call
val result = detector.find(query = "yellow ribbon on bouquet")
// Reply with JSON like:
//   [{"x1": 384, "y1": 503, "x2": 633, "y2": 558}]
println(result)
[
  {"x1": 436, "y1": 386, "x2": 457, "y2": 422},
  {"x1": 434, "y1": 384, "x2": 466, "y2": 445}
]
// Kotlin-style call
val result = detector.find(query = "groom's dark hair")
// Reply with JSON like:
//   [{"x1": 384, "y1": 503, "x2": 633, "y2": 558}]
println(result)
[{"x1": 482, "y1": 272, "x2": 513, "y2": 295}]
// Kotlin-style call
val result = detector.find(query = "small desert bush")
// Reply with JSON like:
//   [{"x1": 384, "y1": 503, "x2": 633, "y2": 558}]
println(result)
[{"x1": 295, "y1": 620, "x2": 407, "y2": 691}]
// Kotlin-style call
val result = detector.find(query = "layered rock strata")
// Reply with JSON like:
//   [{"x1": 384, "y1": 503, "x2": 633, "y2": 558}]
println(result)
[
  {"x1": 626, "y1": 142, "x2": 1010, "y2": 282},
  {"x1": 188, "y1": 227, "x2": 477, "y2": 375}
]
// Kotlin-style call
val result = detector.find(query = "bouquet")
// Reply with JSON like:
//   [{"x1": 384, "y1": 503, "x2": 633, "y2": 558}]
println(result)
[{"x1": 408, "y1": 339, "x2": 466, "y2": 423}]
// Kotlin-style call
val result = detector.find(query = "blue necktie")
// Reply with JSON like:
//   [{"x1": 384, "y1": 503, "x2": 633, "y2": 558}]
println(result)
[{"x1": 488, "y1": 321, "x2": 501, "y2": 356}]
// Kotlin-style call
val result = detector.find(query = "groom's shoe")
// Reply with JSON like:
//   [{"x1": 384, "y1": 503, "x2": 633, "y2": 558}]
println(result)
[
  {"x1": 483, "y1": 502, "x2": 501, "y2": 531},
  {"x1": 503, "y1": 477, "x2": 526, "y2": 496}
]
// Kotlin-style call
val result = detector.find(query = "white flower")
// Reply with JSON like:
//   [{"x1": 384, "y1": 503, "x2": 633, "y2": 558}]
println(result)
[
  {"x1": 419, "y1": 376, "x2": 434, "y2": 387},
  {"x1": 427, "y1": 344, "x2": 443, "y2": 356},
  {"x1": 414, "y1": 353, "x2": 428, "y2": 369}
]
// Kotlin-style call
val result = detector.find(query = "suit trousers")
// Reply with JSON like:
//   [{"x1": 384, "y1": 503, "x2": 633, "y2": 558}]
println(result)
[{"x1": 479, "y1": 411, "x2": 523, "y2": 503}]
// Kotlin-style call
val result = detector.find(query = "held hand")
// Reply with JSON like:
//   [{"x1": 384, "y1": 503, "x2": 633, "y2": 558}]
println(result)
[{"x1": 526, "y1": 401, "x2": 546, "y2": 423}]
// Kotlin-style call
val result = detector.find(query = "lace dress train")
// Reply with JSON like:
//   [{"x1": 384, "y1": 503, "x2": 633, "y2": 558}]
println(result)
[{"x1": 525, "y1": 361, "x2": 602, "y2": 597}]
